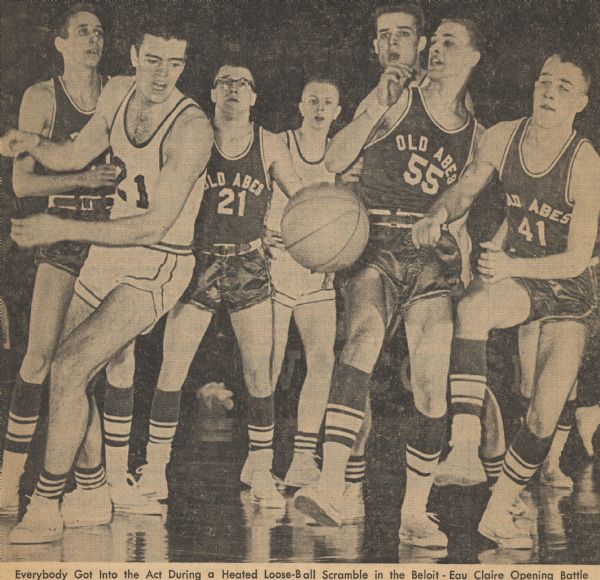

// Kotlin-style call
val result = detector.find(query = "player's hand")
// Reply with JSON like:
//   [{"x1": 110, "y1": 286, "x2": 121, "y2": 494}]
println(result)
[
  {"x1": 11, "y1": 214, "x2": 63, "y2": 247},
  {"x1": 80, "y1": 164, "x2": 118, "y2": 189},
  {"x1": 477, "y1": 241, "x2": 514, "y2": 283},
  {"x1": 412, "y1": 214, "x2": 444, "y2": 249},
  {"x1": 338, "y1": 156, "x2": 364, "y2": 185},
  {"x1": 263, "y1": 227, "x2": 285, "y2": 257},
  {"x1": 377, "y1": 65, "x2": 414, "y2": 108},
  {"x1": 0, "y1": 129, "x2": 39, "y2": 157}
]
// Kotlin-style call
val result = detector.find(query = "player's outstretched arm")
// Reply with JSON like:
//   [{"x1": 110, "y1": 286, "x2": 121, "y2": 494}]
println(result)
[
  {"x1": 11, "y1": 109, "x2": 213, "y2": 248},
  {"x1": 412, "y1": 122, "x2": 513, "y2": 249},
  {"x1": 265, "y1": 131, "x2": 303, "y2": 198},
  {"x1": 12, "y1": 82, "x2": 116, "y2": 197},
  {"x1": 479, "y1": 142, "x2": 600, "y2": 282}
]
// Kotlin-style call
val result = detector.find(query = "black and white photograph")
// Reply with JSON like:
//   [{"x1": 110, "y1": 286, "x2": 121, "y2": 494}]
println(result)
[{"x1": 1, "y1": 0, "x2": 600, "y2": 569}]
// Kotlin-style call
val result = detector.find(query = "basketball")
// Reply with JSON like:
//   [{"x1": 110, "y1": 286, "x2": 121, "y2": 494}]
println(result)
[{"x1": 281, "y1": 183, "x2": 370, "y2": 272}]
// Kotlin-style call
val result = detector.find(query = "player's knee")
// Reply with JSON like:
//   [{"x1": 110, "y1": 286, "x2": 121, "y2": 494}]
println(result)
[
  {"x1": 456, "y1": 293, "x2": 491, "y2": 337},
  {"x1": 51, "y1": 349, "x2": 93, "y2": 394},
  {"x1": 242, "y1": 358, "x2": 272, "y2": 397},
  {"x1": 20, "y1": 352, "x2": 53, "y2": 383},
  {"x1": 344, "y1": 316, "x2": 385, "y2": 369},
  {"x1": 305, "y1": 346, "x2": 335, "y2": 376}
]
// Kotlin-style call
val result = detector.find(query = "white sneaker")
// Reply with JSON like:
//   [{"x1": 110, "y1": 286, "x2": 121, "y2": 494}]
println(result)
[
  {"x1": 478, "y1": 506, "x2": 533, "y2": 549},
  {"x1": 434, "y1": 443, "x2": 487, "y2": 487},
  {"x1": 136, "y1": 463, "x2": 169, "y2": 500},
  {"x1": 294, "y1": 484, "x2": 344, "y2": 526},
  {"x1": 109, "y1": 475, "x2": 165, "y2": 515},
  {"x1": 399, "y1": 510, "x2": 448, "y2": 550},
  {"x1": 61, "y1": 485, "x2": 112, "y2": 527},
  {"x1": 249, "y1": 468, "x2": 286, "y2": 509},
  {"x1": 8, "y1": 494, "x2": 63, "y2": 544},
  {"x1": 339, "y1": 482, "x2": 365, "y2": 524},
  {"x1": 540, "y1": 463, "x2": 574, "y2": 490},
  {"x1": 284, "y1": 453, "x2": 320, "y2": 488},
  {"x1": 240, "y1": 449, "x2": 272, "y2": 488},
  {"x1": 0, "y1": 461, "x2": 22, "y2": 515},
  {"x1": 240, "y1": 452, "x2": 255, "y2": 487}
]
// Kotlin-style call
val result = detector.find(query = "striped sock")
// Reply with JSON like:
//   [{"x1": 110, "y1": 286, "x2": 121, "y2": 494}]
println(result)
[
  {"x1": 248, "y1": 394, "x2": 274, "y2": 451},
  {"x1": 481, "y1": 453, "x2": 504, "y2": 484},
  {"x1": 35, "y1": 469, "x2": 68, "y2": 500},
  {"x1": 103, "y1": 383, "x2": 133, "y2": 485},
  {"x1": 324, "y1": 363, "x2": 369, "y2": 449},
  {"x1": 147, "y1": 390, "x2": 181, "y2": 464},
  {"x1": 503, "y1": 425, "x2": 553, "y2": 486},
  {"x1": 75, "y1": 464, "x2": 107, "y2": 491},
  {"x1": 557, "y1": 400, "x2": 576, "y2": 436},
  {"x1": 294, "y1": 432, "x2": 318, "y2": 456},
  {"x1": 449, "y1": 338, "x2": 487, "y2": 445},
  {"x1": 4, "y1": 375, "x2": 43, "y2": 455},
  {"x1": 345, "y1": 455, "x2": 366, "y2": 484}
]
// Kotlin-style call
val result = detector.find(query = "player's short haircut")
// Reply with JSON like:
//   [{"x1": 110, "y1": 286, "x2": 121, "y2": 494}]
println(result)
[
  {"x1": 55, "y1": 2, "x2": 103, "y2": 39},
  {"x1": 374, "y1": 4, "x2": 426, "y2": 37},
  {"x1": 213, "y1": 59, "x2": 256, "y2": 90},
  {"x1": 440, "y1": 17, "x2": 483, "y2": 54},
  {"x1": 133, "y1": 14, "x2": 191, "y2": 54},
  {"x1": 547, "y1": 49, "x2": 592, "y2": 94},
  {"x1": 302, "y1": 76, "x2": 341, "y2": 101}
]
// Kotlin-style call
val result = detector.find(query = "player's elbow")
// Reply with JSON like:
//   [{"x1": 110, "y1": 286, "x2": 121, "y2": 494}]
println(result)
[
  {"x1": 324, "y1": 151, "x2": 346, "y2": 175},
  {"x1": 566, "y1": 253, "x2": 593, "y2": 278},
  {"x1": 12, "y1": 174, "x2": 35, "y2": 198}
]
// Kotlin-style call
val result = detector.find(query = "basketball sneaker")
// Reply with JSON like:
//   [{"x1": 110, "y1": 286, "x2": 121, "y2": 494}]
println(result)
[
  {"x1": 110, "y1": 475, "x2": 165, "y2": 515},
  {"x1": 249, "y1": 468, "x2": 286, "y2": 509},
  {"x1": 240, "y1": 449, "x2": 273, "y2": 488},
  {"x1": 135, "y1": 463, "x2": 169, "y2": 500},
  {"x1": 398, "y1": 510, "x2": 448, "y2": 550},
  {"x1": 540, "y1": 462, "x2": 574, "y2": 490},
  {"x1": 284, "y1": 453, "x2": 320, "y2": 488},
  {"x1": 294, "y1": 484, "x2": 344, "y2": 526},
  {"x1": 339, "y1": 482, "x2": 365, "y2": 524},
  {"x1": 478, "y1": 506, "x2": 533, "y2": 549},
  {"x1": 433, "y1": 442, "x2": 487, "y2": 487},
  {"x1": 8, "y1": 494, "x2": 63, "y2": 544},
  {"x1": 0, "y1": 455, "x2": 23, "y2": 515},
  {"x1": 61, "y1": 484, "x2": 112, "y2": 527}
]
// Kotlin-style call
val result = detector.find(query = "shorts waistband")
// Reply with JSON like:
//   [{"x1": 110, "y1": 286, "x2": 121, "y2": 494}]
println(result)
[
  {"x1": 369, "y1": 209, "x2": 423, "y2": 229},
  {"x1": 148, "y1": 242, "x2": 193, "y2": 255},
  {"x1": 48, "y1": 195, "x2": 114, "y2": 212},
  {"x1": 200, "y1": 238, "x2": 262, "y2": 257}
]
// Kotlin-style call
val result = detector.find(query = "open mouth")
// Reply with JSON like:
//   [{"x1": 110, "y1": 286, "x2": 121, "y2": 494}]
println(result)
[
  {"x1": 388, "y1": 51, "x2": 401, "y2": 62},
  {"x1": 152, "y1": 81, "x2": 167, "y2": 91},
  {"x1": 540, "y1": 104, "x2": 555, "y2": 112},
  {"x1": 315, "y1": 116, "x2": 325, "y2": 122},
  {"x1": 86, "y1": 49, "x2": 99, "y2": 57},
  {"x1": 226, "y1": 96, "x2": 239, "y2": 103},
  {"x1": 429, "y1": 56, "x2": 443, "y2": 67}
]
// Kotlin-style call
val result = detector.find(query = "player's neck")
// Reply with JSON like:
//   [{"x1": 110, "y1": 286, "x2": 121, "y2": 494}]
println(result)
[
  {"x1": 423, "y1": 75, "x2": 469, "y2": 118},
  {"x1": 296, "y1": 126, "x2": 328, "y2": 153},
  {"x1": 216, "y1": 109, "x2": 251, "y2": 130},
  {"x1": 60, "y1": 65, "x2": 101, "y2": 107},
  {"x1": 526, "y1": 120, "x2": 574, "y2": 156},
  {"x1": 214, "y1": 114, "x2": 253, "y2": 155}
]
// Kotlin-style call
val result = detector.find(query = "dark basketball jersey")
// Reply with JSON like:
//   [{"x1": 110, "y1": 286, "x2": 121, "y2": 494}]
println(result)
[
  {"x1": 501, "y1": 118, "x2": 590, "y2": 258},
  {"x1": 355, "y1": 87, "x2": 478, "y2": 213},
  {"x1": 40, "y1": 76, "x2": 113, "y2": 217},
  {"x1": 195, "y1": 123, "x2": 272, "y2": 249}
]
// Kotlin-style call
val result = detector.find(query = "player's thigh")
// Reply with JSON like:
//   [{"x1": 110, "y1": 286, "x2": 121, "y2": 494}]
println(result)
[
  {"x1": 518, "y1": 321, "x2": 541, "y2": 398},
  {"x1": 230, "y1": 298, "x2": 273, "y2": 369},
  {"x1": 27, "y1": 263, "x2": 77, "y2": 355},
  {"x1": 456, "y1": 277, "x2": 531, "y2": 335},
  {"x1": 52, "y1": 285, "x2": 157, "y2": 386},
  {"x1": 528, "y1": 320, "x2": 588, "y2": 436},
  {"x1": 294, "y1": 298, "x2": 337, "y2": 365}
]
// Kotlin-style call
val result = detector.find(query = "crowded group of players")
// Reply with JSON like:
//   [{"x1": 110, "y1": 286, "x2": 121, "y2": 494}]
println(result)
[{"x1": 1, "y1": 1, "x2": 600, "y2": 556}]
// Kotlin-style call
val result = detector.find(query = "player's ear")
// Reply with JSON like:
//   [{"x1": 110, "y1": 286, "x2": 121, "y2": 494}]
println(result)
[
  {"x1": 373, "y1": 37, "x2": 380, "y2": 57},
  {"x1": 210, "y1": 87, "x2": 217, "y2": 104},
  {"x1": 333, "y1": 104, "x2": 342, "y2": 121},
  {"x1": 470, "y1": 49, "x2": 481, "y2": 68},
  {"x1": 250, "y1": 91, "x2": 257, "y2": 107},
  {"x1": 575, "y1": 93, "x2": 588, "y2": 113},
  {"x1": 130, "y1": 45, "x2": 139, "y2": 69},
  {"x1": 417, "y1": 35, "x2": 427, "y2": 54},
  {"x1": 54, "y1": 36, "x2": 65, "y2": 56}
]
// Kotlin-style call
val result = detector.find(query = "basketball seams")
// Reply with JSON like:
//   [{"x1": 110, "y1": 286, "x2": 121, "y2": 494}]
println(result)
[{"x1": 318, "y1": 203, "x2": 366, "y2": 271}]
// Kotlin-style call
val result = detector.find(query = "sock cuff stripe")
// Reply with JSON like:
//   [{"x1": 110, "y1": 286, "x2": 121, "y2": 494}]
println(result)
[
  {"x1": 557, "y1": 424, "x2": 572, "y2": 432},
  {"x1": 249, "y1": 441, "x2": 273, "y2": 449},
  {"x1": 103, "y1": 413, "x2": 133, "y2": 422},
  {"x1": 75, "y1": 465, "x2": 104, "y2": 476},
  {"x1": 8, "y1": 412, "x2": 39, "y2": 423},
  {"x1": 507, "y1": 447, "x2": 539, "y2": 470},
  {"x1": 248, "y1": 424, "x2": 275, "y2": 432},
  {"x1": 450, "y1": 374, "x2": 487, "y2": 383},
  {"x1": 407, "y1": 445, "x2": 442, "y2": 461},
  {"x1": 295, "y1": 434, "x2": 319, "y2": 442},
  {"x1": 325, "y1": 425, "x2": 360, "y2": 437},
  {"x1": 104, "y1": 432, "x2": 131, "y2": 440},
  {"x1": 149, "y1": 419, "x2": 179, "y2": 427},
  {"x1": 294, "y1": 441, "x2": 317, "y2": 448},
  {"x1": 503, "y1": 463, "x2": 531, "y2": 486},
  {"x1": 326, "y1": 403, "x2": 365, "y2": 419},
  {"x1": 451, "y1": 395, "x2": 485, "y2": 405},
  {"x1": 6, "y1": 433, "x2": 34, "y2": 441},
  {"x1": 407, "y1": 464, "x2": 432, "y2": 478}
]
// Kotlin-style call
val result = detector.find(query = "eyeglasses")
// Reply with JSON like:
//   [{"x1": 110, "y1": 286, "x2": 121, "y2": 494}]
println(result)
[{"x1": 213, "y1": 77, "x2": 255, "y2": 90}]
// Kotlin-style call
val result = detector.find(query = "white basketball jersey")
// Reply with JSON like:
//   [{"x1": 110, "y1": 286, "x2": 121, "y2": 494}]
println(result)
[
  {"x1": 266, "y1": 129, "x2": 335, "y2": 231},
  {"x1": 109, "y1": 81, "x2": 206, "y2": 253}
]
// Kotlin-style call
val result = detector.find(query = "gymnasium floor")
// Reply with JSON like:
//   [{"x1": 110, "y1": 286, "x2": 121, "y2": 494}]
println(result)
[{"x1": 1, "y1": 324, "x2": 600, "y2": 564}]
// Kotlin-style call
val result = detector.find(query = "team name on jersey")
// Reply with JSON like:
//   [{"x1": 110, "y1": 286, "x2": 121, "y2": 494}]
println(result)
[
  {"x1": 205, "y1": 171, "x2": 266, "y2": 196},
  {"x1": 505, "y1": 192, "x2": 571, "y2": 224},
  {"x1": 396, "y1": 133, "x2": 459, "y2": 193}
]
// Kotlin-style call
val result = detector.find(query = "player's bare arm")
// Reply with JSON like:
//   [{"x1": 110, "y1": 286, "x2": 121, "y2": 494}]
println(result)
[
  {"x1": 412, "y1": 121, "x2": 515, "y2": 249},
  {"x1": 325, "y1": 65, "x2": 413, "y2": 174},
  {"x1": 12, "y1": 81, "x2": 116, "y2": 197},
  {"x1": 11, "y1": 109, "x2": 213, "y2": 248},
  {"x1": 478, "y1": 142, "x2": 600, "y2": 282},
  {"x1": 4, "y1": 76, "x2": 132, "y2": 172},
  {"x1": 265, "y1": 131, "x2": 303, "y2": 198}
]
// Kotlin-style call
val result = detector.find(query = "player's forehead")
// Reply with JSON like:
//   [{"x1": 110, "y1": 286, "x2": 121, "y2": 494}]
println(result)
[
  {"x1": 302, "y1": 82, "x2": 339, "y2": 102},
  {"x1": 138, "y1": 34, "x2": 187, "y2": 59},
  {"x1": 539, "y1": 56, "x2": 586, "y2": 90},
  {"x1": 376, "y1": 12, "x2": 417, "y2": 34},
  {"x1": 66, "y1": 11, "x2": 103, "y2": 34},
  {"x1": 216, "y1": 65, "x2": 254, "y2": 83},
  {"x1": 433, "y1": 22, "x2": 471, "y2": 45}
]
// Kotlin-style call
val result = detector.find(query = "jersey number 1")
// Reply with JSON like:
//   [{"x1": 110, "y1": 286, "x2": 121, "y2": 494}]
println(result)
[
  {"x1": 113, "y1": 156, "x2": 149, "y2": 209},
  {"x1": 217, "y1": 188, "x2": 246, "y2": 216},
  {"x1": 518, "y1": 216, "x2": 547, "y2": 246}
]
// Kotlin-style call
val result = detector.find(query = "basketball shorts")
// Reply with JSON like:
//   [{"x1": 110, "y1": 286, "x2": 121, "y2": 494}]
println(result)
[
  {"x1": 74, "y1": 245, "x2": 194, "y2": 330},
  {"x1": 270, "y1": 246, "x2": 335, "y2": 309},
  {"x1": 34, "y1": 196, "x2": 113, "y2": 277},
  {"x1": 515, "y1": 264, "x2": 598, "y2": 330},
  {"x1": 181, "y1": 241, "x2": 271, "y2": 313},
  {"x1": 345, "y1": 224, "x2": 462, "y2": 324}
]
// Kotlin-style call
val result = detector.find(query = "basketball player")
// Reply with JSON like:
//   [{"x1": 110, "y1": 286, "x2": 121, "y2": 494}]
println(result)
[
  {"x1": 295, "y1": 18, "x2": 483, "y2": 550},
  {"x1": 264, "y1": 78, "x2": 340, "y2": 488},
  {"x1": 126, "y1": 62, "x2": 302, "y2": 508},
  {"x1": 5, "y1": 19, "x2": 213, "y2": 543},
  {"x1": 0, "y1": 4, "x2": 117, "y2": 515},
  {"x1": 413, "y1": 50, "x2": 599, "y2": 548}
]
